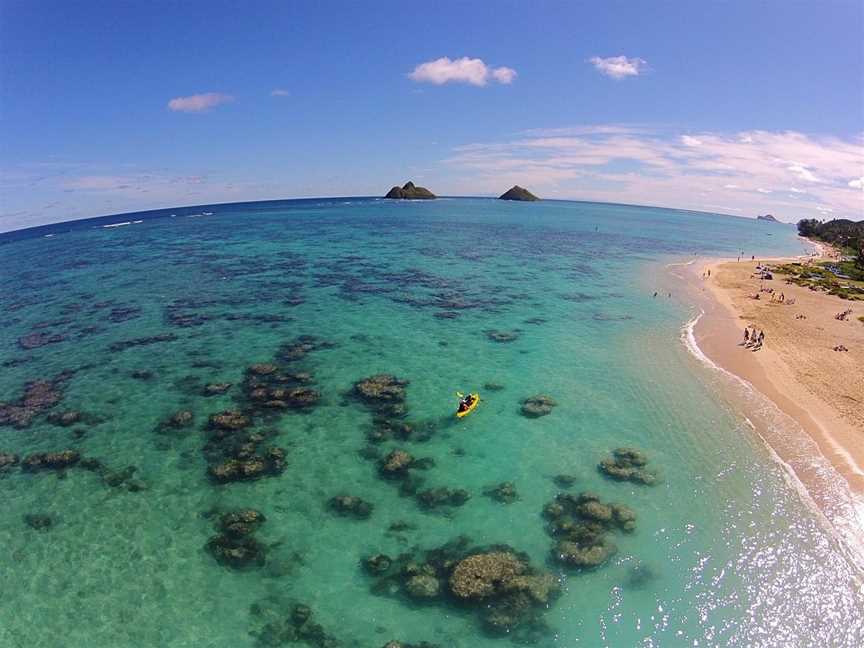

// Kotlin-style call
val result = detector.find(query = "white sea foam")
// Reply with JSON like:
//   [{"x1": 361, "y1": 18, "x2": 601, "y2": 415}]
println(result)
[
  {"x1": 103, "y1": 221, "x2": 131, "y2": 228},
  {"x1": 681, "y1": 311, "x2": 864, "y2": 572},
  {"x1": 665, "y1": 259, "x2": 696, "y2": 268}
]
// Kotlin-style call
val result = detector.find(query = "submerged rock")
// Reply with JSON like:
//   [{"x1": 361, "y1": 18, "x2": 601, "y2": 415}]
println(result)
[
  {"x1": 598, "y1": 447, "x2": 657, "y2": 485},
  {"x1": 521, "y1": 394, "x2": 557, "y2": 418},
  {"x1": 208, "y1": 446, "x2": 286, "y2": 484},
  {"x1": 22, "y1": 450, "x2": 80, "y2": 472},
  {"x1": 353, "y1": 374, "x2": 409, "y2": 416},
  {"x1": 46, "y1": 410, "x2": 82, "y2": 426},
  {"x1": 483, "y1": 481, "x2": 518, "y2": 504},
  {"x1": 378, "y1": 449, "x2": 414, "y2": 478},
  {"x1": 361, "y1": 538, "x2": 559, "y2": 639},
  {"x1": 206, "y1": 508, "x2": 268, "y2": 570},
  {"x1": 0, "y1": 452, "x2": 20, "y2": 470},
  {"x1": 416, "y1": 487, "x2": 471, "y2": 510},
  {"x1": 249, "y1": 599, "x2": 340, "y2": 647},
  {"x1": 168, "y1": 410, "x2": 194, "y2": 428},
  {"x1": 449, "y1": 552, "x2": 525, "y2": 600},
  {"x1": 18, "y1": 331, "x2": 66, "y2": 350},
  {"x1": 484, "y1": 329, "x2": 520, "y2": 343},
  {"x1": 542, "y1": 491, "x2": 637, "y2": 570},
  {"x1": 207, "y1": 533, "x2": 266, "y2": 570},
  {"x1": 328, "y1": 495, "x2": 374, "y2": 519},
  {"x1": 219, "y1": 509, "x2": 267, "y2": 536},
  {"x1": 204, "y1": 382, "x2": 233, "y2": 396},
  {"x1": 0, "y1": 374, "x2": 70, "y2": 429},
  {"x1": 24, "y1": 513, "x2": 54, "y2": 531},
  {"x1": 208, "y1": 410, "x2": 252, "y2": 432}
]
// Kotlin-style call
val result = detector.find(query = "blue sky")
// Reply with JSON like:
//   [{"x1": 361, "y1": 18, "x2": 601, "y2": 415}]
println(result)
[{"x1": 1, "y1": 0, "x2": 862, "y2": 231}]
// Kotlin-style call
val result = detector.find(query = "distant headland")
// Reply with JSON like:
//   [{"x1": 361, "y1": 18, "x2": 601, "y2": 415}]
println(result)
[
  {"x1": 384, "y1": 181, "x2": 436, "y2": 200},
  {"x1": 756, "y1": 214, "x2": 779, "y2": 223},
  {"x1": 499, "y1": 186, "x2": 540, "y2": 201}
]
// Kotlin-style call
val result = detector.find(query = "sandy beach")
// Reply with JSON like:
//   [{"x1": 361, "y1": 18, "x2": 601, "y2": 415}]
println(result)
[{"x1": 691, "y1": 250, "x2": 864, "y2": 503}]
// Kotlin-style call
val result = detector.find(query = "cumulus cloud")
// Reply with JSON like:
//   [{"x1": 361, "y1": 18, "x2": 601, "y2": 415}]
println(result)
[
  {"x1": 443, "y1": 125, "x2": 864, "y2": 221},
  {"x1": 408, "y1": 57, "x2": 517, "y2": 86},
  {"x1": 271, "y1": 88, "x2": 290, "y2": 97},
  {"x1": 589, "y1": 56, "x2": 647, "y2": 79},
  {"x1": 167, "y1": 92, "x2": 234, "y2": 113}
]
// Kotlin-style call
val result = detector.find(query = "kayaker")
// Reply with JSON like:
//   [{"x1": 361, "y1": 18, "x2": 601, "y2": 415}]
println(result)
[{"x1": 458, "y1": 393, "x2": 474, "y2": 413}]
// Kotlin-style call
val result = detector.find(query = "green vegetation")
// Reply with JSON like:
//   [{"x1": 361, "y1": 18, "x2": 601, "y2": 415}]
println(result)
[
  {"x1": 797, "y1": 218, "x2": 864, "y2": 265},
  {"x1": 771, "y1": 261, "x2": 864, "y2": 301}
]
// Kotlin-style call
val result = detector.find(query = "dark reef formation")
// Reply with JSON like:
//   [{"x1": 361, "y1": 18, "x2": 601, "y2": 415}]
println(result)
[
  {"x1": 327, "y1": 495, "x2": 374, "y2": 519},
  {"x1": 520, "y1": 394, "x2": 557, "y2": 418},
  {"x1": 598, "y1": 448, "x2": 657, "y2": 485},
  {"x1": 352, "y1": 374, "x2": 409, "y2": 418},
  {"x1": 483, "y1": 481, "x2": 518, "y2": 504},
  {"x1": 543, "y1": 492, "x2": 636, "y2": 569},
  {"x1": 109, "y1": 333, "x2": 178, "y2": 353},
  {"x1": 384, "y1": 181, "x2": 436, "y2": 200},
  {"x1": 206, "y1": 509, "x2": 268, "y2": 570},
  {"x1": 484, "y1": 329, "x2": 520, "y2": 343},
  {"x1": 0, "y1": 371, "x2": 73, "y2": 429},
  {"x1": 0, "y1": 452, "x2": 20, "y2": 471},
  {"x1": 498, "y1": 186, "x2": 539, "y2": 201},
  {"x1": 24, "y1": 513, "x2": 54, "y2": 531},
  {"x1": 18, "y1": 331, "x2": 66, "y2": 350},
  {"x1": 22, "y1": 450, "x2": 81, "y2": 472},
  {"x1": 361, "y1": 537, "x2": 560, "y2": 641},
  {"x1": 205, "y1": 415, "x2": 287, "y2": 484},
  {"x1": 249, "y1": 597, "x2": 341, "y2": 647},
  {"x1": 416, "y1": 486, "x2": 471, "y2": 511}
]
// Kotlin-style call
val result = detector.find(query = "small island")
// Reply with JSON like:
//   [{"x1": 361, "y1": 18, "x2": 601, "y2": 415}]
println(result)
[
  {"x1": 499, "y1": 185, "x2": 540, "y2": 201},
  {"x1": 384, "y1": 181, "x2": 436, "y2": 200},
  {"x1": 757, "y1": 214, "x2": 779, "y2": 223}
]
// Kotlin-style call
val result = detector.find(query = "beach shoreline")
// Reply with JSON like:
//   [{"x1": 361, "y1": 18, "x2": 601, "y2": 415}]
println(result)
[{"x1": 672, "y1": 243, "x2": 864, "y2": 562}]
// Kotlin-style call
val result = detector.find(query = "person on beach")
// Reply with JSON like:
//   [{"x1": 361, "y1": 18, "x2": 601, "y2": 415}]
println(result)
[{"x1": 744, "y1": 329, "x2": 750, "y2": 344}]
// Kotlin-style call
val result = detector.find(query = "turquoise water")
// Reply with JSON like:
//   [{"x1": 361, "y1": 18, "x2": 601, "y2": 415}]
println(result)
[{"x1": 1, "y1": 198, "x2": 861, "y2": 647}]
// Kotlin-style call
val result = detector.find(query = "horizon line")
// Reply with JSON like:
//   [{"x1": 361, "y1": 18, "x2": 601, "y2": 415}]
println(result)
[{"x1": 0, "y1": 194, "x2": 801, "y2": 239}]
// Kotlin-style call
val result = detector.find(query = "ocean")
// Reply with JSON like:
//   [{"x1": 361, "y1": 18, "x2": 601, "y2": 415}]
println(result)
[{"x1": 1, "y1": 197, "x2": 861, "y2": 647}]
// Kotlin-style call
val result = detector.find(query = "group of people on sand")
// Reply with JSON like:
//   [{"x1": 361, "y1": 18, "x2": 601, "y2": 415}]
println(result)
[
  {"x1": 835, "y1": 308, "x2": 854, "y2": 321},
  {"x1": 743, "y1": 326, "x2": 765, "y2": 351}
]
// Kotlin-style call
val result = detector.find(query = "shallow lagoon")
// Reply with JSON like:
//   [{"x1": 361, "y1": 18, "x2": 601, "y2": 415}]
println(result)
[{"x1": 1, "y1": 198, "x2": 861, "y2": 647}]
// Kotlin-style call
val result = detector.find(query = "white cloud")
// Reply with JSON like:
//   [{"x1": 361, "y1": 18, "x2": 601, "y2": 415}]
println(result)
[
  {"x1": 589, "y1": 55, "x2": 647, "y2": 79},
  {"x1": 408, "y1": 57, "x2": 517, "y2": 86},
  {"x1": 167, "y1": 92, "x2": 234, "y2": 113},
  {"x1": 787, "y1": 163, "x2": 819, "y2": 183},
  {"x1": 443, "y1": 125, "x2": 864, "y2": 221},
  {"x1": 490, "y1": 66, "x2": 517, "y2": 84},
  {"x1": 271, "y1": 88, "x2": 290, "y2": 97}
]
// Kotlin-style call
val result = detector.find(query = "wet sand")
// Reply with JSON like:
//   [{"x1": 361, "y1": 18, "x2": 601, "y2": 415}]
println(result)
[{"x1": 691, "y1": 253, "x2": 864, "y2": 502}]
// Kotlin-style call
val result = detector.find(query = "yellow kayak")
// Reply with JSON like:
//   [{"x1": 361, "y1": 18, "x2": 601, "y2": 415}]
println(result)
[{"x1": 456, "y1": 393, "x2": 480, "y2": 418}]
